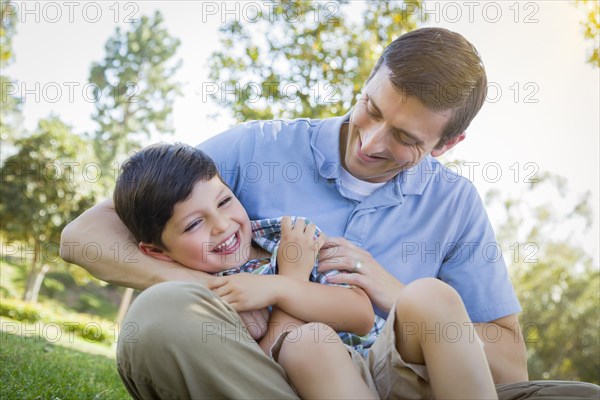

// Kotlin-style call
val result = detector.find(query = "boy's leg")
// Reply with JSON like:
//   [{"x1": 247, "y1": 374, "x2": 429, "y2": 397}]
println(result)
[
  {"x1": 116, "y1": 281, "x2": 299, "y2": 400},
  {"x1": 275, "y1": 322, "x2": 378, "y2": 400},
  {"x1": 366, "y1": 278, "x2": 497, "y2": 400},
  {"x1": 392, "y1": 278, "x2": 497, "y2": 399}
]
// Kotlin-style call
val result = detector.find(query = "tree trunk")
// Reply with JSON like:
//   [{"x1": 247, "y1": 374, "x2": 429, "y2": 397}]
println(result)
[
  {"x1": 22, "y1": 247, "x2": 39, "y2": 302},
  {"x1": 29, "y1": 264, "x2": 50, "y2": 304}
]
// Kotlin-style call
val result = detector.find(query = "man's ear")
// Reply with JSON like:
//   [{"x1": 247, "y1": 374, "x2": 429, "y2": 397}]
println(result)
[
  {"x1": 139, "y1": 242, "x2": 175, "y2": 262},
  {"x1": 431, "y1": 132, "x2": 466, "y2": 157}
]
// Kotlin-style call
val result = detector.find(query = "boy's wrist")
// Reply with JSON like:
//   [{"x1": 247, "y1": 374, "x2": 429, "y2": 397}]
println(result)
[
  {"x1": 271, "y1": 275, "x2": 299, "y2": 305},
  {"x1": 278, "y1": 265, "x2": 311, "y2": 281}
]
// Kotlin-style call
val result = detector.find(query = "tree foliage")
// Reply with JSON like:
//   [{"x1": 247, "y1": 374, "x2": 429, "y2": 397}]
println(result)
[
  {"x1": 0, "y1": 117, "x2": 99, "y2": 301},
  {"x1": 485, "y1": 174, "x2": 599, "y2": 384},
  {"x1": 0, "y1": 0, "x2": 23, "y2": 153},
  {"x1": 208, "y1": 0, "x2": 424, "y2": 121},
  {"x1": 0, "y1": 0, "x2": 17, "y2": 65},
  {"x1": 89, "y1": 10, "x2": 182, "y2": 170},
  {"x1": 576, "y1": 0, "x2": 599, "y2": 67}
]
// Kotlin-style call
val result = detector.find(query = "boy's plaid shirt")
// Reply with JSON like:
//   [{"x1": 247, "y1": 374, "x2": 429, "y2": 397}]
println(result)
[{"x1": 213, "y1": 217, "x2": 386, "y2": 356}]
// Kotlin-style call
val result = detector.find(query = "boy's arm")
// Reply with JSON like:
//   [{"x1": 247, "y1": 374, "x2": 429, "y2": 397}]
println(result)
[
  {"x1": 210, "y1": 273, "x2": 374, "y2": 335},
  {"x1": 60, "y1": 198, "x2": 211, "y2": 289},
  {"x1": 258, "y1": 307, "x2": 305, "y2": 354},
  {"x1": 275, "y1": 279, "x2": 374, "y2": 335},
  {"x1": 276, "y1": 216, "x2": 374, "y2": 335}
]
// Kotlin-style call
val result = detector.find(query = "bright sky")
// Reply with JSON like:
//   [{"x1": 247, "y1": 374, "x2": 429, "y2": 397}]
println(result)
[{"x1": 5, "y1": 0, "x2": 599, "y2": 263}]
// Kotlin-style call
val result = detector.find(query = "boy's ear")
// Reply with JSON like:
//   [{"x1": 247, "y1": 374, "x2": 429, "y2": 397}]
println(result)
[
  {"x1": 431, "y1": 132, "x2": 466, "y2": 157},
  {"x1": 139, "y1": 242, "x2": 175, "y2": 262}
]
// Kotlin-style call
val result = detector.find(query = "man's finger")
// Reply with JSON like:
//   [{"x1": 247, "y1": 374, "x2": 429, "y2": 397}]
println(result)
[
  {"x1": 320, "y1": 236, "x2": 346, "y2": 249},
  {"x1": 326, "y1": 271, "x2": 364, "y2": 288}
]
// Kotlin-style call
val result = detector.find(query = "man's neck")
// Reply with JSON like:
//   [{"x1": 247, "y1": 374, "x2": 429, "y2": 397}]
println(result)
[{"x1": 339, "y1": 121, "x2": 349, "y2": 171}]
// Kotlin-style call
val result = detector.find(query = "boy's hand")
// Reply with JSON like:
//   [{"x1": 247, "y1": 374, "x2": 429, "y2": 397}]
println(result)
[
  {"x1": 209, "y1": 273, "x2": 278, "y2": 311},
  {"x1": 238, "y1": 308, "x2": 269, "y2": 340},
  {"x1": 277, "y1": 216, "x2": 326, "y2": 281}
]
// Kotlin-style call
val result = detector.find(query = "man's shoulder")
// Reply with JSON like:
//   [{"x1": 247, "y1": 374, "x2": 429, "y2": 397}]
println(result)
[
  {"x1": 248, "y1": 118, "x2": 323, "y2": 141},
  {"x1": 402, "y1": 156, "x2": 477, "y2": 197}
]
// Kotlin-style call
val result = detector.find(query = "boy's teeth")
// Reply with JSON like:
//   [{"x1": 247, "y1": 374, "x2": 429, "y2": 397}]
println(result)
[{"x1": 214, "y1": 234, "x2": 237, "y2": 252}]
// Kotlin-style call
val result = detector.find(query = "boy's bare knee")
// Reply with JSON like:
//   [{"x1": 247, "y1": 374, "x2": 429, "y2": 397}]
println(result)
[
  {"x1": 278, "y1": 323, "x2": 339, "y2": 366},
  {"x1": 290, "y1": 322, "x2": 338, "y2": 346},
  {"x1": 396, "y1": 278, "x2": 466, "y2": 322}
]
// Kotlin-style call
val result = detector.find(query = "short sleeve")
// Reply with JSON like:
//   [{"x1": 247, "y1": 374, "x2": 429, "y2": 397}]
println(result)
[
  {"x1": 198, "y1": 122, "x2": 257, "y2": 197},
  {"x1": 439, "y1": 185, "x2": 521, "y2": 322}
]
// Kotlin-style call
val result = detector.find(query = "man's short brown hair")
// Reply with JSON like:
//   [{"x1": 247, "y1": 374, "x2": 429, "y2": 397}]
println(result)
[{"x1": 368, "y1": 27, "x2": 488, "y2": 148}]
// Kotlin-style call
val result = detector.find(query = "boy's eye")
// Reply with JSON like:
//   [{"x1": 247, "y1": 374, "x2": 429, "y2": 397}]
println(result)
[
  {"x1": 218, "y1": 196, "x2": 232, "y2": 207},
  {"x1": 184, "y1": 219, "x2": 202, "y2": 233}
]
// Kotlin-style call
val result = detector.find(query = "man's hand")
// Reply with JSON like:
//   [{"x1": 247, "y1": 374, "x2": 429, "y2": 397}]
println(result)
[
  {"x1": 277, "y1": 216, "x2": 326, "y2": 281},
  {"x1": 209, "y1": 273, "x2": 279, "y2": 312},
  {"x1": 318, "y1": 237, "x2": 404, "y2": 313},
  {"x1": 238, "y1": 308, "x2": 269, "y2": 340}
]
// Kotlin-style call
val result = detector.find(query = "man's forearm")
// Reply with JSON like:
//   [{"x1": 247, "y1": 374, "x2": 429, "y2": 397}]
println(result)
[
  {"x1": 475, "y1": 314, "x2": 529, "y2": 384},
  {"x1": 60, "y1": 198, "x2": 210, "y2": 289}
]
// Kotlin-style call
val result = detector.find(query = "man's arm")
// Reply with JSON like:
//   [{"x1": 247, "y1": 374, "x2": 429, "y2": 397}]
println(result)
[
  {"x1": 320, "y1": 238, "x2": 528, "y2": 384},
  {"x1": 475, "y1": 313, "x2": 529, "y2": 384},
  {"x1": 60, "y1": 199, "x2": 211, "y2": 289}
]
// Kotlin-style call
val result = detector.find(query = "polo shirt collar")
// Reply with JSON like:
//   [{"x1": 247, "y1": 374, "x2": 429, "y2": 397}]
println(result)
[
  {"x1": 310, "y1": 113, "x2": 434, "y2": 197},
  {"x1": 310, "y1": 113, "x2": 348, "y2": 180}
]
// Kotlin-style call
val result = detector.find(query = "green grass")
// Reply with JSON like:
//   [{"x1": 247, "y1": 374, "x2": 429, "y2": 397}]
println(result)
[{"x1": 0, "y1": 330, "x2": 130, "y2": 399}]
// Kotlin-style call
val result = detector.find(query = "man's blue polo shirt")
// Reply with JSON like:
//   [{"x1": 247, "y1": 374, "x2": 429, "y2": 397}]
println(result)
[{"x1": 199, "y1": 116, "x2": 521, "y2": 322}]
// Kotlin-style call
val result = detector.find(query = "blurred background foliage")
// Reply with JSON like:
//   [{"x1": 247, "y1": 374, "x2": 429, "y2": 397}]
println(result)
[{"x1": 1, "y1": 0, "x2": 598, "y2": 384}]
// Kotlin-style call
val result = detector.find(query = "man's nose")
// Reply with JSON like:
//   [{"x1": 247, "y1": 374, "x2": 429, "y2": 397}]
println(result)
[{"x1": 361, "y1": 124, "x2": 387, "y2": 155}]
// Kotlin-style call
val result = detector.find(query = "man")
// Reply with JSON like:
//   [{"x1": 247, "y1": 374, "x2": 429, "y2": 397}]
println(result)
[{"x1": 61, "y1": 28, "x2": 599, "y2": 399}]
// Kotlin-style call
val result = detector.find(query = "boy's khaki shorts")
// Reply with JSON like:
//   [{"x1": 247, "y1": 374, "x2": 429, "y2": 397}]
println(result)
[{"x1": 271, "y1": 303, "x2": 432, "y2": 400}]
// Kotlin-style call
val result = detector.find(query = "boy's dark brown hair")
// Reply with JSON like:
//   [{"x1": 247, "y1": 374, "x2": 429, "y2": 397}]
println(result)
[
  {"x1": 368, "y1": 27, "x2": 488, "y2": 149},
  {"x1": 113, "y1": 143, "x2": 219, "y2": 249}
]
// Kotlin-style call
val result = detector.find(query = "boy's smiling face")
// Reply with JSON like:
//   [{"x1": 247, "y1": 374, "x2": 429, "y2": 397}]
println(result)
[{"x1": 140, "y1": 176, "x2": 253, "y2": 273}]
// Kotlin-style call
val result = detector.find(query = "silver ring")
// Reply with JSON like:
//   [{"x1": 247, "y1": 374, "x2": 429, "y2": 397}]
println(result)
[{"x1": 353, "y1": 260, "x2": 363, "y2": 273}]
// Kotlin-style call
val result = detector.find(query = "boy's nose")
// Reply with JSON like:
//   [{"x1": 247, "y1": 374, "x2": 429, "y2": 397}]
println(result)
[{"x1": 211, "y1": 214, "x2": 229, "y2": 234}]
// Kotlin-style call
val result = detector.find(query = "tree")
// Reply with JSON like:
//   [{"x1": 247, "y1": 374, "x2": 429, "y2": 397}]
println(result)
[
  {"x1": 88, "y1": 10, "x2": 182, "y2": 317},
  {"x1": 208, "y1": 0, "x2": 424, "y2": 121},
  {"x1": 89, "y1": 10, "x2": 182, "y2": 174},
  {"x1": 1, "y1": 0, "x2": 23, "y2": 157},
  {"x1": 484, "y1": 173, "x2": 599, "y2": 384},
  {"x1": 0, "y1": 117, "x2": 98, "y2": 303},
  {"x1": 575, "y1": 0, "x2": 599, "y2": 67},
  {"x1": 0, "y1": 0, "x2": 17, "y2": 64}
]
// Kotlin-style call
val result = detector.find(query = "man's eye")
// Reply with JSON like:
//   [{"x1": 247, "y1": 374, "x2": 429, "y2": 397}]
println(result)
[
  {"x1": 395, "y1": 132, "x2": 418, "y2": 146},
  {"x1": 366, "y1": 107, "x2": 381, "y2": 119}
]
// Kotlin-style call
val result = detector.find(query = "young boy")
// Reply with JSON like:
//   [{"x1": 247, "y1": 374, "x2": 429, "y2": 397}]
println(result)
[
  {"x1": 113, "y1": 142, "x2": 378, "y2": 399},
  {"x1": 114, "y1": 142, "x2": 497, "y2": 399}
]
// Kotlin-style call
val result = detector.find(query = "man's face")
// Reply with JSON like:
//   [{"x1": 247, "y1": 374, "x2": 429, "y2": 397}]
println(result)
[
  {"x1": 157, "y1": 176, "x2": 253, "y2": 273},
  {"x1": 341, "y1": 67, "x2": 464, "y2": 183}
]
